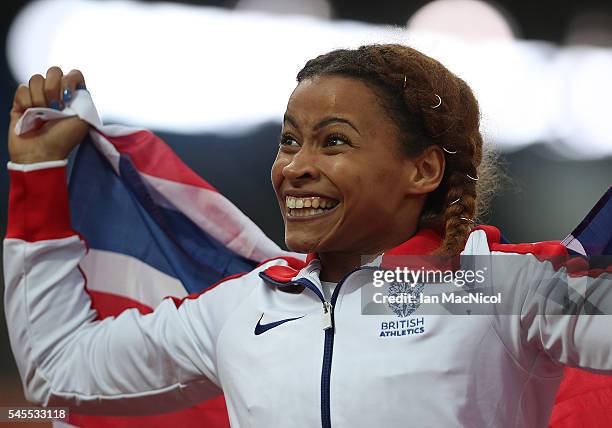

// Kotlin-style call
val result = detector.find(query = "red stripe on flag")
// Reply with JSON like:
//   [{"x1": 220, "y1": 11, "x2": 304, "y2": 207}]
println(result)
[
  {"x1": 87, "y1": 290, "x2": 154, "y2": 318},
  {"x1": 549, "y1": 368, "x2": 612, "y2": 428},
  {"x1": 103, "y1": 130, "x2": 217, "y2": 191},
  {"x1": 67, "y1": 395, "x2": 230, "y2": 428}
]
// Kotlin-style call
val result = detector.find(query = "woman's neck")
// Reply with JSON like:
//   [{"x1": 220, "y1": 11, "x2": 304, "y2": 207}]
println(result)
[
  {"x1": 318, "y1": 252, "x2": 380, "y2": 283},
  {"x1": 316, "y1": 225, "x2": 420, "y2": 282}
]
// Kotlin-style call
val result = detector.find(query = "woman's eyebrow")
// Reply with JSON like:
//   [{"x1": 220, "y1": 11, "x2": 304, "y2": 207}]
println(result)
[
  {"x1": 315, "y1": 117, "x2": 361, "y2": 135},
  {"x1": 283, "y1": 113, "x2": 299, "y2": 129},
  {"x1": 283, "y1": 113, "x2": 361, "y2": 135}
]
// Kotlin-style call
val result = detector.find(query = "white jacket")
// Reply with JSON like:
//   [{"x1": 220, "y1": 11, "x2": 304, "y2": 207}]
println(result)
[{"x1": 4, "y1": 160, "x2": 612, "y2": 428}]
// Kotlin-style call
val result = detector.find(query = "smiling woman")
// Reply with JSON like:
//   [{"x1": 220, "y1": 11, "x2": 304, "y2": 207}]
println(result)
[
  {"x1": 273, "y1": 45, "x2": 496, "y2": 281},
  {"x1": 274, "y1": 75, "x2": 434, "y2": 272},
  {"x1": 4, "y1": 44, "x2": 612, "y2": 428}
]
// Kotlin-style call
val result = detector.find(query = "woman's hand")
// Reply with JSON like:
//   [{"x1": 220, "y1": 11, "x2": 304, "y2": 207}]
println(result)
[{"x1": 8, "y1": 67, "x2": 90, "y2": 164}]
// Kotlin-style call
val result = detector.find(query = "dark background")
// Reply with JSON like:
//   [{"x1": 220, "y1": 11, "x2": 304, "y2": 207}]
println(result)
[{"x1": 1, "y1": 0, "x2": 611, "y2": 416}]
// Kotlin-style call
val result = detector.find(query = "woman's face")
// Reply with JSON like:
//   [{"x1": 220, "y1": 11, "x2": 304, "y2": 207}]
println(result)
[{"x1": 271, "y1": 75, "x2": 431, "y2": 255}]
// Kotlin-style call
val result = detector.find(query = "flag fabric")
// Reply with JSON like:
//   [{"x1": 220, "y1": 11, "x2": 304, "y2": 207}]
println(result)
[
  {"x1": 561, "y1": 187, "x2": 611, "y2": 257},
  {"x1": 550, "y1": 187, "x2": 612, "y2": 428},
  {"x1": 28, "y1": 90, "x2": 297, "y2": 427}
]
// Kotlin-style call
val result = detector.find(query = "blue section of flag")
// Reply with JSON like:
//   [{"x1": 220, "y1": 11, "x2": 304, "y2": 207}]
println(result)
[
  {"x1": 566, "y1": 187, "x2": 611, "y2": 256},
  {"x1": 68, "y1": 137, "x2": 257, "y2": 294}
]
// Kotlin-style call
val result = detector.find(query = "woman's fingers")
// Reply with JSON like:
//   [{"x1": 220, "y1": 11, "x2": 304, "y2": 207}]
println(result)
[
  {"x1": 18, "y1": 67, "x2": 86, "y2": 113},
  {"x1": 62, "y1": 69, "x2": 86, "y2": 105},
  {"x1": 11, "y1": 84, "x2": 32, "y2": 115},
  {"x1": 28, "y1": 74, "x2": 47, "y2": 107},
  {"x1": 44, "y1": 66, "x2": 64, "y2": 110},
  {"x1": 9, "y1": 67, "x2": 90, "y2": 163}
]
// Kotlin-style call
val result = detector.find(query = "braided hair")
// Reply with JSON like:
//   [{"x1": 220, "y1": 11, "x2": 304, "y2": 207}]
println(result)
[{"x1": 296, "y1": 44, "x2": 498, "y2": 256}]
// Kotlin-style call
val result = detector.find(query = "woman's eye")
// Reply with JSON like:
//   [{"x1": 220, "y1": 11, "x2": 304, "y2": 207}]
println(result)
[
  {"x1": 279, "y1": 135, "x2": 299, "y2": 147},
  {"x1": 325, "y1": 135, "x2": 350, "y2": 147}
]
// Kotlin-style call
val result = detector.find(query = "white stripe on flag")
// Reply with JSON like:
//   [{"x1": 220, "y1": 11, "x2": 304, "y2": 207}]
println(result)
[
  {"x1": 88, "y1": 129, "x2": 291, "y2": 262},
  {"x1": 562, "y1": 234, "x2": 587, "y2": 256},
  {"x1": 139, "y1": 172, "x2": 294, "y2": 262},
  {"x1": 80, "y1": 249, "x2": 187, "y2": 308}
]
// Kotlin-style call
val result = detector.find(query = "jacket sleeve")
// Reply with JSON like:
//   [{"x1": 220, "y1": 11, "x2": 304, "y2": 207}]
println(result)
[
  {"x1": 519, "y1": 255, "x2": 612, "y2": 372},
  {"x1": 486, "y1": 244, "x2": 612, "y2": 373},
  {"x1": 3, "y1": 161, "x2": 251, "y2": 415}
]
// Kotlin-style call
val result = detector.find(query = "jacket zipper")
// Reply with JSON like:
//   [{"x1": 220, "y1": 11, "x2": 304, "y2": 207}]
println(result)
[
  {"x1": 260, "y1": 266, "x2": 374, "y2": 428},
  {"x1": 297, "y1": 267, "x2": 363, "y2": 428}
]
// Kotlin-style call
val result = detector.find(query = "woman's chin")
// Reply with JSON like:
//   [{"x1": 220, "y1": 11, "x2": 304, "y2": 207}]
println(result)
[{"x1": 284, "y1": 233, "x2": 321, "y2": 255}]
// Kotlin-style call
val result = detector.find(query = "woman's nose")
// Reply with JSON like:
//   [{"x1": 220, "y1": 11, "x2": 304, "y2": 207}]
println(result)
[{"x1": 282, "y1": 147, "x2": 320, "y2": 183}]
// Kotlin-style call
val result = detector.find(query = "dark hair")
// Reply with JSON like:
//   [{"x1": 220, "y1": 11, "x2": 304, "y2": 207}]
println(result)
[{"x1": 297, "y1": 43, "x2": 498, "y2": 256}]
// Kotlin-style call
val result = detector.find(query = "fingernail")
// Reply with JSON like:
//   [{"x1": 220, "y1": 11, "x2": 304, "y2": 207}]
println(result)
[
  {"x1": 62, "y1": 88, "x2": 72, "y2": 103},
  {"x1": 50, "y1": 100, "x2": 60, "y2": 110},
  {"x1": 76, "y1": 83, "x2": 87, "y2": 91}
]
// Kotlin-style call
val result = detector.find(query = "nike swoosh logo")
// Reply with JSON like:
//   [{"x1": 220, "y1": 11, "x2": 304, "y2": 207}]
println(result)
[{"x1": 254, "y1": 313, "x2": 304, "y2": 335}]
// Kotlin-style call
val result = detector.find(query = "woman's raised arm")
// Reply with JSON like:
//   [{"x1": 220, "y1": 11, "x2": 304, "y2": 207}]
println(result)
[{"x1": 4, "y1": 68, "x2": 251, "y2": 415}]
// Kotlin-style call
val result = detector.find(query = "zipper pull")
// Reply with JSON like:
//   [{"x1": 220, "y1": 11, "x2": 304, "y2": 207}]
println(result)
[{"x1": 322, "y1": 302, "x2": 333, "y2": 331}]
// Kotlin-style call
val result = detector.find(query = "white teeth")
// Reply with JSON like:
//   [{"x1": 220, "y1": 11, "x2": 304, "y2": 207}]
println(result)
[
  {"x1": 285, "y1": 196, "x2": 339, "y2": 217},
  {"x1": 288, "y1": 207, "x2": 330, "y2": 218}
]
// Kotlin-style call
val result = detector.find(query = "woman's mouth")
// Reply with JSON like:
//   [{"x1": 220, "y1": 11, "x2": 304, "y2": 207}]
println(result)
[{"x1": 285, "y1": 196, "x2": 340, "y2": 219}]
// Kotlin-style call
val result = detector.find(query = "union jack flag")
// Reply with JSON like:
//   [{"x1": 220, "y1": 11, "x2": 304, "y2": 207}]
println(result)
[{"x1": 64, "y1": 106, "x2": 295, "y2": 427}]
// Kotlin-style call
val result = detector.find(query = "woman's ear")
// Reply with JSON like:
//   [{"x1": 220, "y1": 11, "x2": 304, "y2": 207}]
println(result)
[{"x1": 404, "y1": 145, "x2": 445, "y2": 196}]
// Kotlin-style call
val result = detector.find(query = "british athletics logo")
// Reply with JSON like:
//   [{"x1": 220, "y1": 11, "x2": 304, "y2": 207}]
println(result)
[
  {"x1": 379, "y1": 317, "x2": 426, "y2": 338},
  {"x1": 386, "y1": 280, "x2": 424, "y2": 317}
]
